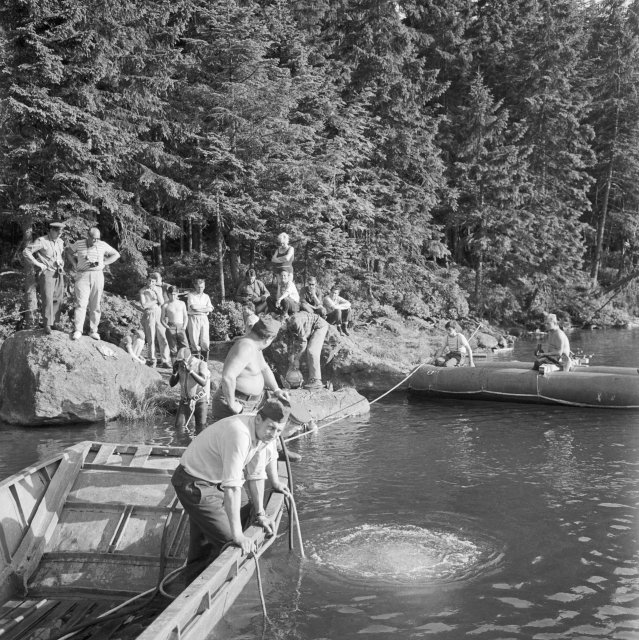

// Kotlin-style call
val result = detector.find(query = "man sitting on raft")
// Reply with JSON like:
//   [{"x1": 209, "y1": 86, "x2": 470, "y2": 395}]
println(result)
[
  {"x1": 434, "y1": 321, "x2": 475, "y2": 367},
  {"x1": 533, "y1": 313, "x2": 573, "y2": 372}
]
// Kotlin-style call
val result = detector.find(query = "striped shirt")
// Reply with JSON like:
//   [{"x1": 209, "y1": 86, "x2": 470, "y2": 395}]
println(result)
[{"x1": 69, "y1": 239, "x2": 117, "y2": 272}]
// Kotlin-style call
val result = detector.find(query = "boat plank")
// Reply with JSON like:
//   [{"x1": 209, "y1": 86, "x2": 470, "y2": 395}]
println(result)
[
  {"x1": 92, "y1": 445, "x2": 117, "y2": 466},
  {"x1": 67, "y1": 470, "x2": 177, "y2": 508}
]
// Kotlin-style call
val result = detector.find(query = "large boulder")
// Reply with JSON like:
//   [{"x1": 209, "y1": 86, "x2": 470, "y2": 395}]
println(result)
[{"x1": 0, "y1": 329, "x2": 162, "y2": 425}]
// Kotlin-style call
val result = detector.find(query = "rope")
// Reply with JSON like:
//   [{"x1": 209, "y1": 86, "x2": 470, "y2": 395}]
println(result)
[{"x1": 283, "y1": 360, "x2": 428, "y2": 444}]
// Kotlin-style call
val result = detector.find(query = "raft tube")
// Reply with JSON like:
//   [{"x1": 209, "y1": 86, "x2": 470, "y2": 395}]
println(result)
[{"x1": 408, "y1": 361, "x2": 639, "y2": 408}]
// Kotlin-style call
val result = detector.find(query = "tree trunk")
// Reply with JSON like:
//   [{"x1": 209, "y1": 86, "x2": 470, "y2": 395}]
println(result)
[
  {"x1": 180, "y1": 213, "x2": 184, "y2": 258},
  {"x1": 187, "y1": 216, "x2": 193, "y2": 253},
  {"x1": 216, "y1": 193, "x2": 225, "y2": 301},
  {"x1": 20, "y1": 216, "x2": 38, "y2": 327},
  {"x1": 228, "y1": 233, "x2": 241, "y2": 286}
]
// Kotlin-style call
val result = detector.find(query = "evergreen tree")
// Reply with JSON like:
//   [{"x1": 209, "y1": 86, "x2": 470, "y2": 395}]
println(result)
[{"x1": 586, "y1": 0, "x2": 639, "y2": 285}]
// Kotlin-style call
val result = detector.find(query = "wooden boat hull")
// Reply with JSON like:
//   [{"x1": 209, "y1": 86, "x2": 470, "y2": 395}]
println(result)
[
  {"x1": 408, "y1": 361, "x2": 639, "y2": 408},
  {"x1": 0, "y1": 441, "x2": 288, "y2": 639}
]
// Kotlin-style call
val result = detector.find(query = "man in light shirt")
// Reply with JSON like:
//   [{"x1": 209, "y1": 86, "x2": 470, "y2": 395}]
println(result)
[
  {"x1": 66, "y1": 227, "x2": 120, "y2": 341},
  {"x1": 171, "y1": 398, "x2": 291, "y2": 580},
  {"x1": 323, "y1": 284, "x2": 352, "y2": 335},
  {"x1": 187, "y1": 278, "x2": 214, "y2": 362},
  {"x1": 22, "y1": 220, "x2": 66, "y2": 335},
  {"x1": 139, "y1": 273, "x2": 171, "y2": 368}
]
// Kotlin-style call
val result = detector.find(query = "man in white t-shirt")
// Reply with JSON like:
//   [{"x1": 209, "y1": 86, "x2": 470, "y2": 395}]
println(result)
[
  {"x1": 171, "y1": 398, "x2": 291, "y2": 581},
  {"x1": 187, "y1": 278, "x2": 214, "y2": 362},
  {"x1": 66, "y1": 227, "x2": 120, "y2": 341}
]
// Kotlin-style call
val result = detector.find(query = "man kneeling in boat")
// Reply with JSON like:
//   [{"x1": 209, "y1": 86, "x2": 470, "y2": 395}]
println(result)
[
  {"x1": 171, "y1": 398, "x2": 292, "y2": 582},
  {"x1": 434, "y1": 321, "x2": 475, "y2": 367},
  {"x1": 533, "y1": 313, "x2": 573, "y2": 372}
]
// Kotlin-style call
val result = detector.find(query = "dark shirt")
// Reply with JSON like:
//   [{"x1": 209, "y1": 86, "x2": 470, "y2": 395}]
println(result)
[
  {"x1": 235, "y1": 278, "x2": 268, "y2": 305},
  {"x1": 300, "y1": 285, "x2": 323, "y2": 309}
]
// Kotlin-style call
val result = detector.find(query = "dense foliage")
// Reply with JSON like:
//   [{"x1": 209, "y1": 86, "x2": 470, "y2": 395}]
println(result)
[{"x1": 1, "y1": 0, "x2": 638, "y2": 326}]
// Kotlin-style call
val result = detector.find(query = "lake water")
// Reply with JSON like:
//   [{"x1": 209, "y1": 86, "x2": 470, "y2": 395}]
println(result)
[{"x1": 1, "y1": 329, "x2": 638, "y2": 639}]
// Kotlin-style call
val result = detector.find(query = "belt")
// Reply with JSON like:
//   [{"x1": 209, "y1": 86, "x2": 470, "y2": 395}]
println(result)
[
  {"x1": 175, "y1": 465, "x2": 223, "y2": 491},
  {"x1": 235, "y1": 390, "x2": 263, "y2": 402}
]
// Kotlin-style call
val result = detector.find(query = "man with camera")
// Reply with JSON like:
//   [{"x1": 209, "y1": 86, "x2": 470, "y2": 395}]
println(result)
[
  {"x1": 67, "y1": 227, "x2": 120, "y2": 341},
  {"x1": 22, "y1": 220, "x2": 67, "y2": 335},
  {"x1": 170, "y1": 346, "x2": 211, "y2": 434}
]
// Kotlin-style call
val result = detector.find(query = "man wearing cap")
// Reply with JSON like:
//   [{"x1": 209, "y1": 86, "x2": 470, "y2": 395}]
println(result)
[
  {"x1": 161, "y1": 285, "x2": 189, "y2": 361},
  {"x1": 210, "y1": 316, "x2": 290, "y2": 420},
  {"x1": 171, "y1": 398, "x2": 291, "y2": 578},
  {"x1": 66, "y1": 227, "x2": 120, "y2": 341},
  {"x1": 299, "y1": 276, "x2": 326, "y2": 318},
  {"x1": 170, "y1": 347, "x2": 211, "y2": 434},
  {"x1": 285, "y1": 310, "x2": 329, "y2": 390},
  {"x1": 22, "y1": 221, "x2": 67, "y2": 335}
]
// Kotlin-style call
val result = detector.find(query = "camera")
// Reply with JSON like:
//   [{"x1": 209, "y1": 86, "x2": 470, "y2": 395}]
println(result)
[{"x1": 88, "y1": 261, "x2": 99, "y2": 268}]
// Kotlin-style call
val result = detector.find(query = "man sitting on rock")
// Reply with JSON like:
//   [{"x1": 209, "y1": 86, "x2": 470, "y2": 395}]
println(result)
[
  {"x1": 170, "y1": 346, "x2": 211, "y2": 435},
  {"x1": 299, "y1": 276, "x2": 326, "y2": 318},
  {"x1": 323, "y1": 285, "x2": 352, "y2": 335},
  {"x1": 235, "y1": 268, "x2": 270, "y2": 316},
  {"x1": 285, "y1": 310, "x2": 329, "y2": 390}
]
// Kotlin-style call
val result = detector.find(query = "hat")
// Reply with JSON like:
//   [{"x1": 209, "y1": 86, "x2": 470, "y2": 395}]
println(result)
[
  {"x1": 48, "y1": 221, "x2": 65, "y2": 229},
  {"x1": 258, "y1": 398, "x2": 291, "y2": 424},
  {"x1": 251, "y1": 316, "x2": 281, "y2": 339}
]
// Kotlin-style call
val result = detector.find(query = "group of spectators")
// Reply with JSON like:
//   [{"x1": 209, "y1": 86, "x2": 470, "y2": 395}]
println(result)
[{"x1": 235, "y1": 232, "x2": 354, "y2": 336}]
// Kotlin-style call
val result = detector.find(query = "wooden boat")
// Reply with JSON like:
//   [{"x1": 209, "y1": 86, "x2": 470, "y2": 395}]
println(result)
[
  {"x1": 0, "y1": 441, "x2": 288, "y2": 639},
  {"x1": 409, "y1": 361, "x2": 639, "y2": 408}
]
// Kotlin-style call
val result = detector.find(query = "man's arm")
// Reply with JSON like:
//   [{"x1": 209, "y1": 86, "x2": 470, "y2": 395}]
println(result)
[
  {"x1": 259, "y1": 351, "x2": 290, "y2": 401},
  {"x1": 65, "y1": 244, "x2": 78, "y2": 270},
  {"x1": 22, "y1": 238, "x2": 46, "y2": 273},
  {"x1": 179, "y1": 302, "x2": 189, "y2": 330},
  {"x1": 460, "y1": 335, "x2": 475, "y2": 366},
  {"x1": 103, "y1": 244, "x2": 120, "y2": 267},
  {"x1": 221, "y1": 342, "x2": 252, "y2": 414},
  {"x1": 223, "y1": 486, "x2": 255, "y2": 554},
  {"x1": 160, "y1": 304, "x2": 169, "y2": 328}
]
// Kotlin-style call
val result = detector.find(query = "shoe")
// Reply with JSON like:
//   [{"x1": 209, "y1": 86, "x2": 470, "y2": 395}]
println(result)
[
  {"x1": 336, "y1": 324, "x2": 344, "y2": 335},
  {"x1": 72, "y1": 331, "x2": 82, "y2": 340},
  {"x1": 43, "y1": 325, "x2": 52, "y2": 335},
  {"x1": 89, "y1": 332, "x2": 100, "y2": 341},
  {"x1": 147, "y1": 361, "x2": 156, "y2": 368},
  {"x1": 303, "y1": 379, "x2": 324, "y2": 390},
  {"x1": 341, "y1": 324, "x2": 350, "y2": 336}
]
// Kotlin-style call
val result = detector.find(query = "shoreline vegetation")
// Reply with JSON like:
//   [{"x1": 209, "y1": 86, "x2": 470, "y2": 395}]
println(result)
[{"x1": 0, "y1": 0, "x2": 639, "y2": 345}]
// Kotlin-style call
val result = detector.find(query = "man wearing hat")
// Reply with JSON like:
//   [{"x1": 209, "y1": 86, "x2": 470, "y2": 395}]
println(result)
[
  {"x1": 169, "y1": 346, "x2": 211, "y2": 434},
  {"x1": 533, "y1": 313, "x2": 573, "y2": 372},
  {"x1": 210, "y1": 316, "x2": 290, "y2": 420},
  {"x1": 285, "y1": 310, "x2": 329, "y2": 390},
  {"x1": 171, "y1": 398, "x2": 291, "y2": 579},
  {"x1": 67, "y1": 226, "x2": 120, "y2": 340},
  {"x1": 22, "y1": 220, "x2": 67, "y2": 335}
]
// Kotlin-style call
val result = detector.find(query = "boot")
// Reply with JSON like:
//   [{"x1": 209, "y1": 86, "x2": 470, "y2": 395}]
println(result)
[{"x1": 341, "y1": 323, "x2": 350, "y2": 336}]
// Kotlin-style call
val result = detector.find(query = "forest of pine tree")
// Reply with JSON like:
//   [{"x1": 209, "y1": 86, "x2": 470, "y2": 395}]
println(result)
[{"x1": 1, "y1": 0, "x2": 638, "y2": 326}]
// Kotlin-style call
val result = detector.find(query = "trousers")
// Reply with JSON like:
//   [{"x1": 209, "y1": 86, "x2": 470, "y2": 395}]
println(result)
[
  {"x1": 142, "y1": 306, "x2": 170, "y2": 364},
  {"x1": 38, "y1": 270, "x2": 64, "y2": 327},
  {"x1": 74, "y1": 270, "x2": 104, "y2": 333}
]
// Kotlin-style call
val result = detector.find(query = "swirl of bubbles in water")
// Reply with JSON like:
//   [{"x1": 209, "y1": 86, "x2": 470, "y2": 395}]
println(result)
[{"x1": 309, "y1": 523, "x2": 503, "y2": 586}]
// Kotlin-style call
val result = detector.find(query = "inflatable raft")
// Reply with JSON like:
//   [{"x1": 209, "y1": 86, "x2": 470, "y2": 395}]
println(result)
[{"x1": 408, "y1": 361, "x2": 639, "y2": 408}]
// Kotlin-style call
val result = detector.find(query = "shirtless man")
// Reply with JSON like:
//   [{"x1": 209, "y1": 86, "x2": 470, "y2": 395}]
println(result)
[
  {"x1": 161, "y1": 286, "x2": 189, "y2": 360},
  {"x1": 210, "y1": 316, "x2": 290, "y2": 420},
  {"x1": 533, "y1": 313, "x2": 572, "y2": 371}
]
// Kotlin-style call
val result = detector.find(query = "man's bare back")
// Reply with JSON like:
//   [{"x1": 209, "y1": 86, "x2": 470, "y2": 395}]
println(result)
[{"x1": 223, "y1": 336, "x2": 268, "y2": 396}]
